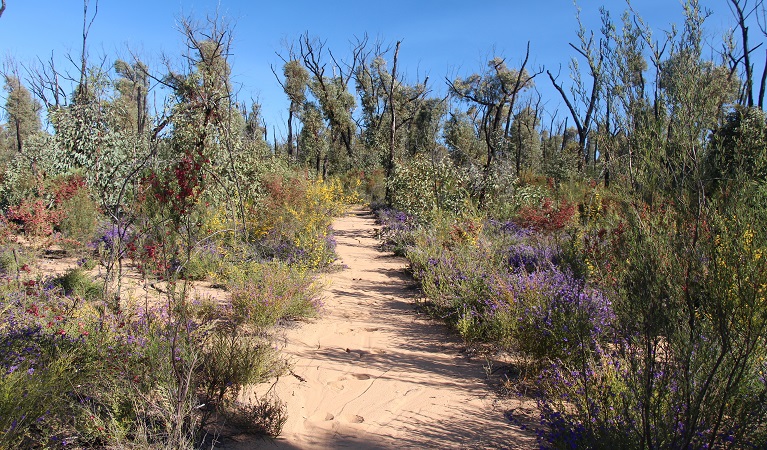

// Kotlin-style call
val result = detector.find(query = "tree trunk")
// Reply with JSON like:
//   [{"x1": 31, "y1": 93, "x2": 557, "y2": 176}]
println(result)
[
  {"x1": 759, "y1": 49, "x2": 767, "y2": 109},
  {"x1": 287, "y1": 107, "x2": 294, "y2": 159},
  {"x1": 14, "y1": 118, "x2": 22, "y2": 153},
  {"x1": 384, "y1": 41, "x2": 401, "y2": 204}
]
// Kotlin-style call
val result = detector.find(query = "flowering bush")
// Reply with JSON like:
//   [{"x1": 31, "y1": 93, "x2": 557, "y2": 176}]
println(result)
[
  {"x1": 515, "y1": 197, "x2": 577, "y2": 232},
  {"x1": 375, "y1": 207, "x2": 417, "y2": 255},
  {"x1": 6, "y1": 199, "x2": 65, "y2": 237},
  {"x1": 2, "y1": 173, "x2": 98, "y2": 242},
  {"x1": 229, "y1": 261, "x2": 323, "y2": 328},
  {"x1": 387, "y1": 154, "x2": 470, "y2": 221},
  {"x1": 391, "y1": 171, "x2": 767, "y2": 448},
  {"x1": 241, "y1": 174, "x2": 349, "y2": 269}
]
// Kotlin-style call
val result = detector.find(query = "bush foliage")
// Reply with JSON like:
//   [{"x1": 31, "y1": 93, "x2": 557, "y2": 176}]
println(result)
[{"x1": 3, "y1": 1, "x2": 767, "y2": 448}]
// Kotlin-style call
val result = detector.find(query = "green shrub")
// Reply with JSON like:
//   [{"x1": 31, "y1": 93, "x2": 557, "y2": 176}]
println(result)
[
  {"x1": 197, "y1": 325, "x2": 285, "y2": 425},
  {"x1": 58, "y1": 187, "x2": 100, "y2": 245},
  {"x1": 388, "y1": 154, "x2": 470, "y2": 221},
  {"x1": 182, "y1": 244, "x2": 221, "y2": 281},
  {"x1": 53, "y1": 268, "x2": 101, "y2": 301},
  {"x1": 229, "y1": 261, "x2": 321, "y2": 328}
]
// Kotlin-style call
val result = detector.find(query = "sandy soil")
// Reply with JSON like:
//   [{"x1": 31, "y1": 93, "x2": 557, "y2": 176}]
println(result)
[{"x1": 225, "y1": 207, "x2": 537, "y2": 450}]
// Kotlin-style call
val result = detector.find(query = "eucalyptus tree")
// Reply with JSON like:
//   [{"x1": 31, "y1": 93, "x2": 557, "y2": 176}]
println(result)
[
  {"x1": 356, "y1": 52, "x2": 389, "y2": 160},
  {"x1": 156, "y1": 13, "x2": 264, "y2": 243},
  {"x1": 2, "y1": 75, "x2": 42, "y2": 153},
  {"x1": 547, "y1": 8, "x2": 605, "y2": 173},
  {"x1": 298, "y1": 33, "x2": 365, "y2": 174},
  {"x1": 724, "y1": 0, "x2": 766, "y2": 108},
  {"x1": 639, "y1": 2, "x2": 737, "y2": 198},
  {"x1": 355, "y1": 41, "x2": 435, "y2": 200},
  {"x1": 447, "y1": 44, "x2": 537, "y2": 203},
  {"x1": 26, "y1": 54, "x2": 67, "y2": 109},
  {"x1": 404, "y1": 96, "x2": 446, "y2": 160},
  {"x1": 509, "y1": 101, "x2": 542, "y2": 174},
  {"x1": 598, "y1": 7, "x2": 650, "y2": 187},
  {"x1": 161, "y1": 16, "x2": 237, "y2": 165},
  {"x1": 111, "y1": 59, "x2": 149, "y2": 135},
  {"x1": 242, "y1": 100, "x2": 266, "y2": 144},
  {"x1": 273, "y1": 58, "x2": 309, "y2": 160},
  {"x1": 73, "y1": 0, "x2": 99, "y2": 105},
  {"x1": 298, "y1": 100, "x2": 330, "y2": 176},
  {"x1": 444, "y1": 108, "x2": 484, "y2": 167}
]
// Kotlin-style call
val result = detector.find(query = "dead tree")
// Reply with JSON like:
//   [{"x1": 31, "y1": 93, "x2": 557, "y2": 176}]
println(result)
[
  {"x1": 547, "y1": 29, "x2": 604, "y2": 172},
  {"x1": 299, "y1": 32, "x2": 367, "y2": 159},
  {"x1": 447, "y1": 42, "x2": 539, "y2": 204},
  {"x1": 726, "y1": 0, "x2": 766, "y2": 107}
]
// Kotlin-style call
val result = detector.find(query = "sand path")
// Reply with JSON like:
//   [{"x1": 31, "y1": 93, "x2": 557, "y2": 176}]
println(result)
[{"x1": 236, "y1": 206, "x2": 535, "y2": 449}]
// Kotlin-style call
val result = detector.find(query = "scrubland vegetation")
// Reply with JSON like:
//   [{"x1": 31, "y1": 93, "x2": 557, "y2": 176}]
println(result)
[{"x1": 2, "y1": 0, "x2": 767, "y2": 448}]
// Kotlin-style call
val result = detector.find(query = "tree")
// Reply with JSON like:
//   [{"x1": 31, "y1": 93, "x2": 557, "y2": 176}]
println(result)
[
  {"x1": 242, "y1": 100, "x2": 266, "y2": 143},
  {"x1": 111, "y1": 59, "x2": 149, "y2": 135},
  {"x1": 724, "y1": 0, "x2": 767, "y2": 107},
  {"x1": 448, "y1": 44, "x2": 537, "y2": 203},
  {"x1": 404, "y1": 96, "x2": 446, "y2": 160},
  {"x1": 510, "y1": 101, "x2": 542, "y2": 173},
  {"x1": 383, "y1": 41, "x2": 401, "y2": 202},
  {"x1": 73, "y1": 0, "x2": 99, "y2": 104},
  {"x1": 298, "y1": 101, "x2": 329, "y2": 176},
  {"x1": 600, "y1": 7, "x2": 652, "y2": 187},
  {"x1": 444, "y1": 109, "x2": 484, "y2": 167},
  {"x1": 299, "y1": 33, "x2": 365, "y2": 174},
  {"x1": 2, "y1": 75, "x2": 42, "y2": 153},
  {"x1": 356, "y1": 52, "x2": 389, "y2": 159},
  {"x1": 355, "y1": 41, "x2": 432, "y2": 200},
  {"x1": 547, "y1": 8, "x2": 605, "y2": 172},
  {"x1": 273, "y1": 58, "x2": 309, "y2": 160},
  {"x1": 154, "y1": 13, "x2": 244, "y2": 229},
  {"x1": 708, "y1": 105, "x2": 767, "y2": 184},
  {"x1": 655, "y1": 4, "x2": 738, "y2": 196}
]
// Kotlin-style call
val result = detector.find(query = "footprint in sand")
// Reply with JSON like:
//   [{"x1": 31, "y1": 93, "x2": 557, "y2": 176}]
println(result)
[
  {"x1": 308, "y1": 412, "x2": 335, "y2": 422},
  {"x1": 334, "y1": 373, "x2": 370, "y2": 382},
  {"x1": 345, "y1": 414, "x2": 365, "y2": 423}
]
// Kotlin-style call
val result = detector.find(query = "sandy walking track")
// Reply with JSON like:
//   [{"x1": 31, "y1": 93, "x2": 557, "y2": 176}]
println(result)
[{"x1": 236, "y1": 207, "x2": 535, "y2": 449}]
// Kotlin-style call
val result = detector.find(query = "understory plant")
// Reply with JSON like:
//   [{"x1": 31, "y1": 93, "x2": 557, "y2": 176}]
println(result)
[{"x1": 385, "y1": 168, "x2": 767, "y2": 449}]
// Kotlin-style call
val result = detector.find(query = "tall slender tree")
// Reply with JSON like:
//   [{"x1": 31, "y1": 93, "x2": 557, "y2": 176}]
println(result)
[
  {"x1": 273, "y1": 58, "x2": 309, "y2": 160},
  {"x1": 2, "y1": 75, "x2": 42, "y2": 153},
  {"x1": 547, "y1": 9, "x2": 605, "y2": 172},
  {"x1": 112, "y1": 59, "x2": 149, "y2": 134},
  {"x1": 299, "y1": 33, "x2": 365, "y2": 173},
  {"x1": 448, "y1": 44, "x2": 537, "y2": 203}
]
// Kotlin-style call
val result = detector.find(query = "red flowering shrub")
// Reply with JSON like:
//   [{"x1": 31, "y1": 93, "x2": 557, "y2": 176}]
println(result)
[
  {"x1": 52, "y1": 174, "x2": 87, "y2": 206},
  {"x1": 7, "y1": 199, "x2": 65, "y2": 237},
  {"x1": 515, "y1": 198, "x2": 577, "y2": 232},
  {"x1": 144, "y1": 149, "x2": 209, "y2": 220},
  {"x1": 4, "y1": 174, "x2": 94, "y2": 239}
]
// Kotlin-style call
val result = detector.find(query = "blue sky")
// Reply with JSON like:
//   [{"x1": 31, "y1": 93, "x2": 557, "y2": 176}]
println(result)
[{"x1": 0, "y1": 1, "x2": 741, "y2": 138}]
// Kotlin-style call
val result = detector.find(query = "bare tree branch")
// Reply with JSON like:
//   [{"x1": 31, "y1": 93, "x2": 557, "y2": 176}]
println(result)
[
  {"x1": 729, "y1": 0, "x2": 756, "y2": 106},
  {"x1": 78, "y1": 0, "x2": 99, "y2": 98}
]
